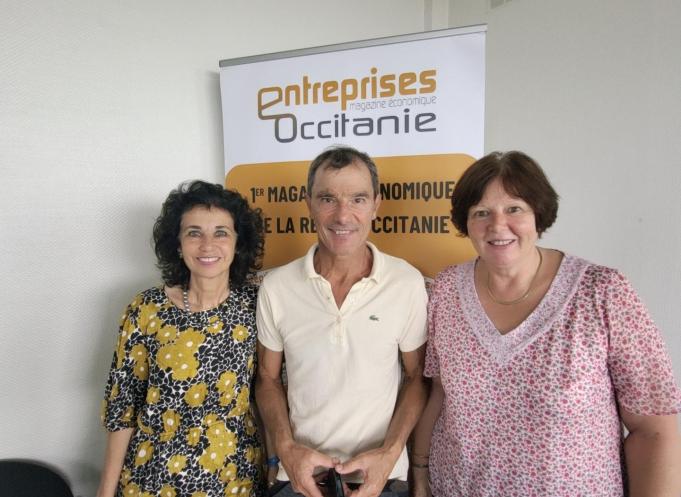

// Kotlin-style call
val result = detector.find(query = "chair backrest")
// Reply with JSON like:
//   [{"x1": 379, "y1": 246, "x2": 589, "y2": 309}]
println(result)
[{"x1": 0, "y1": 460, "x2": 74, "y2": 497}]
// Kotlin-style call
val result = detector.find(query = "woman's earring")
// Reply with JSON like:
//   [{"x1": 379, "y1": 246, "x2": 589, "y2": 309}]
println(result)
[{"x1": 178, "y1": 248, "x2": 183, "y2": 258}]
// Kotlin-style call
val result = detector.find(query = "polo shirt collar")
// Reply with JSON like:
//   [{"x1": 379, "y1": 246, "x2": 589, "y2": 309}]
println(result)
[{"x1": 303, "y1": 242, "x2": 383, "y2": 283}]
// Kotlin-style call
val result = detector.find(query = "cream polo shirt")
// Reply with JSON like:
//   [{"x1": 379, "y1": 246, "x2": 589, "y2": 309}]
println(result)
[{"x1": 256, "y1": 242, "x2": 428, "y2": 482}]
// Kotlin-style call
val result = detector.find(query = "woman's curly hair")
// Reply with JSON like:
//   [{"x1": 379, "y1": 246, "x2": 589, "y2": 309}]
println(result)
[{"x1": 152, "y1": 180, "x2": 265, "y2": 288}]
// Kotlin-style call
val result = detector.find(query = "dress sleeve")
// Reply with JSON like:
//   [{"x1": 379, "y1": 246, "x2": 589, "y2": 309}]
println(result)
[
  {"x1": 255, "y1": 277, "x2": 284, "y2": 352},
  {"x1": 101, "y1": 297, "x2": 150, "y2": 431},
  {"x1": 424, "y1": 275, "x2": 442, "y2": 379},
  {"x1": 603, "y1": 269, "x2": 681, "y2": 416}
]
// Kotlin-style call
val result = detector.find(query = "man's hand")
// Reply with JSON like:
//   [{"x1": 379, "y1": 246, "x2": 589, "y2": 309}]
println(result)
[
  {"x1": 280, "y1": 440, "x2": 338, "y2": 497},
  {"x1": 335, "y1": 447, "x2": 397, "y2": 497}
]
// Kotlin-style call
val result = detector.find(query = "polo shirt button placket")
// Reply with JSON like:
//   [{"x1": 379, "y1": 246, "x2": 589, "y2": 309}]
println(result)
[{"x1": 335, "y1": 315, "x2": 345, "y2": 345}]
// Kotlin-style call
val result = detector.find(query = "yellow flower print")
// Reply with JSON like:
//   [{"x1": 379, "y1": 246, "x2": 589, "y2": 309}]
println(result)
[
  {"x1": 187, "y1": 426, "x2": 202, "y2": 446},
  {"x1": 122, "y1": 482, "x2": 140, "y2": 497},
  {"x1": 184, "y1": 383, "x2": 208, "y2": 407},
  {"x1": 244, "y1": 414, "x2": 256, "y2": 436},
  {"x1": 120, "y1": 467, "x2": 132, "y2": 485},
  {"x1": 167, "y1": 454, "x2": 187, "y2": 474},
  {"x1": 219, "y1": 462, "x2": 238, "y2": 482},
  {"x1": 228, "y1": 387, "x2": 250, "y2": 417},
  {"x1": 218, "y1": 372, "x2": 236, "y2": 388},
  {"x1": 120, "y1": 405, "x2": 134, "y2": 424},
  {"x1": 157, "y1": 343, "x2": 177, "y2": 370},
  {"x1": 213, "y1": 429, "x2": 238, "y2": 457},
  {"x1": 137, "y1": 302, "x2": 161, "y2": 334},
  {"x1": 133, "y1": 358, "x2": 149, "y2": 380},
  {"x1": 244, "y1": 445, "x2": 261, "y2": 463},
  {"x1": 157, "y1": 344, "x2": 199, "y2": 381},
  {"x1": 216, "y1": 371, "x2": 237, "y2": 406},
  {"x1": 115, "y1": 326, "x2": 132, "y2": 368},
  {"x1": 130, "y1": 343, "x2": 149, "y2": 380},
  {"x1": 146, "y1": 386, "x2": 160, "y2": 404},
  {"x1": 176, "y1": 329, "x2": 205, "y2": 351},
  {"x1": 120, "y1": 309, "x2": 132, "y2": 327},
  {"x1": 156, "y1": 325, "x2": 177, "y2": 344},
  {"x1": 246, "y1": 355, "x2": 254, "y2": 374},
  {"x1": 198, "y1": 443, "x2": 227, "y2": 473},
  {"x1": 205, "y1": 419, "x2": 228, "y2": 442},
  {"x1": 203, "y1": 413, "x2": 221, "y2": 426},
  {"x1": 159, "y1": 485, "x2": 177, "y2": 497},
  {"x1": 109, "y1": 383, "x2": 120, "y2": 400},
  {"x1": 134, "y1": 440, "x2": 153, "y2": 466},
  {"x1": 140, "y1": 492, "x2": 154, "y2": 497},
  {"x1": 202, "y1": 417, "x2": 238, "y2": 459},
  {"x1": 224, "y1": 479, "x2": 253, "y2": 496},
  {"x1": 231, "y1": 324, "x2": 249, "y2": 342},
  {"x1": 172, "y1": 353, "x2": 199, "y2": 381},
  {"x1": 137, "y1": 415, "x2": 153, "y2": 436},
  {"x1": 219, "y1": 390, "x2": 235, "y2": 406},
  {"x1": 130, "y1": 343, "x2": 148, "y2": 362},
  {"x1": 160, "y1": 409, "x2": 181, "y2": 442},
  {"x1": 206, "y1": 315, "x2": 224, "y2": 334}
]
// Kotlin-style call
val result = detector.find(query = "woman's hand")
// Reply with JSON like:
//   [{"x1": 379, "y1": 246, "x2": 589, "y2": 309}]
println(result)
[{"x1": 410, "y1": 466, "x2": 431, "y2": 497}]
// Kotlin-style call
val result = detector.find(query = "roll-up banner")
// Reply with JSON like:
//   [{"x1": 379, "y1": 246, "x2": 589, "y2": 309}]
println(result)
[{"x1": 219, "y1": 25, "x2": 486, "y2": 279}]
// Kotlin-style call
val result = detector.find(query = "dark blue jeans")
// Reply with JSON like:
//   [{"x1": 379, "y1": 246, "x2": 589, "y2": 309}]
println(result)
[{"x1": 270, "y1": 480, "x2": 408, "y2": 497}]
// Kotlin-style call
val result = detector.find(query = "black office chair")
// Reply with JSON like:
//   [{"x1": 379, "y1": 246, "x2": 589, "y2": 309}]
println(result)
[{"x1": 0, "y1": 460, "x2": 74, "y2": 497}]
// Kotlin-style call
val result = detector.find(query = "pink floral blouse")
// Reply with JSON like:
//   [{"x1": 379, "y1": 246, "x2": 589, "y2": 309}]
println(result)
[{"x1": 424, "y1": 255, "x2": 681, "y2": 497}]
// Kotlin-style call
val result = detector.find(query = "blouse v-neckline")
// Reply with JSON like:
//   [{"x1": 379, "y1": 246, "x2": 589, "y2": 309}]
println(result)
[{"x1": 460, "y1": 254, "x2": 588, "y2": 366}]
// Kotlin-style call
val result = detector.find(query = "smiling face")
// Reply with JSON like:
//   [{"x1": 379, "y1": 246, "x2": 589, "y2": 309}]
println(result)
[
  {"x1": 466, "y1": 177, "x2": 538, "y2": 270},
  {"x1": 306, "y1": 161, "x2": 380, "y2": 260},
  {"x1": 179, "y1": 206, "x2": 237, "y2": 285}
]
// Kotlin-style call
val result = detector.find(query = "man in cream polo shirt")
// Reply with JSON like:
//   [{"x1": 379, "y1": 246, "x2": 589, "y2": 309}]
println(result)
[{"x1": 256, "y1": 146, "x2": 428, "y2": 497}]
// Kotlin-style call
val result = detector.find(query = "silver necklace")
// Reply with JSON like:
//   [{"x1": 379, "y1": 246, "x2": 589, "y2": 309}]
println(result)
[
  {"x1": 182, "y1": 288, "x2": 191, "y2": 312},
  {"x1": 486, "y1": 248, "x2": 543, "y2": 306}
]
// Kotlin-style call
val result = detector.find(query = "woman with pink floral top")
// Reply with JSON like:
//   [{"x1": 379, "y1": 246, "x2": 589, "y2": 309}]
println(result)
[{"x1": 411, "y1": 151, "x2": 681, "y2": 497}]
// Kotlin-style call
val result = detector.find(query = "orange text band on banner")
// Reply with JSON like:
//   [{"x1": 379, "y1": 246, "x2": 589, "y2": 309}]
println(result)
[{"x1": 226, "y1": 153, "x2": 477, "y2": 279}]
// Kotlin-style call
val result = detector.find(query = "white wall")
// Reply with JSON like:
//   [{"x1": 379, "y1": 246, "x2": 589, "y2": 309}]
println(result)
[{"x1": 0, "y1": 1, "x2": 679, "y2": 495}]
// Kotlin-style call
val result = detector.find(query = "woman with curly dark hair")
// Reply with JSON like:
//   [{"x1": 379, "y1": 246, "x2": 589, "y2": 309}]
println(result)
[{"x1": 97, "y1": 180, "x2": 267, "y2": 497}]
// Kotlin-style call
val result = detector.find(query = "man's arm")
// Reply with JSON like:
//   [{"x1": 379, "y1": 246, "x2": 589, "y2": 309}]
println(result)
[
  {"x1": 621, "y1": 409, "x2": 681, "y2": 497},
  {"x1": 336, "y1": 344, "x2": 427, "y2": 497},
  {"x1": 255, "y1": 341, "x2": 336, "y2": 497}
]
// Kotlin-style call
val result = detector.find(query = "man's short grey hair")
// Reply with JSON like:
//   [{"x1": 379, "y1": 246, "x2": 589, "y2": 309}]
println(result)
[{"x1": 307, "y1": 146, "x2": 379, "y2": 197}]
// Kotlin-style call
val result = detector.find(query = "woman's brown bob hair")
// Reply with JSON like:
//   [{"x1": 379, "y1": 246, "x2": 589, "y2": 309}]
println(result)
[{"x1": 450, "y1": 151, "x2": 559, "y2": 237}]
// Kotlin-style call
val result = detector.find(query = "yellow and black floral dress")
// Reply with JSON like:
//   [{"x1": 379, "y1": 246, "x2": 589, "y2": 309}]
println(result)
[{"x1": 102, "y1": 285, "x2": 264, "y2": 497}]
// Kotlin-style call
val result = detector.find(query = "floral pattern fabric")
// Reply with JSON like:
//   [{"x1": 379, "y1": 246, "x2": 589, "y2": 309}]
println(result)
[
  {"x1": 424, "y1": 255, "x2": 681, "y2": 497},
  {"x1": 102, "y1": 285, "x2": 264, "y2": 497}
]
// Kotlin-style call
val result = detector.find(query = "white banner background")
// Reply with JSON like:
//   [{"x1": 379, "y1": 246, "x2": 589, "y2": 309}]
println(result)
[{"x1": 220, "y1": 27, "x2": 485, "y2": 168}]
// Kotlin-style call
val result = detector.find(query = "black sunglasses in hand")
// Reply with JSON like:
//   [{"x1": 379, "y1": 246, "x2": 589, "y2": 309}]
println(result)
[{"x1": 317, "y1": 468, "x2": 344, "y2": 497}]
